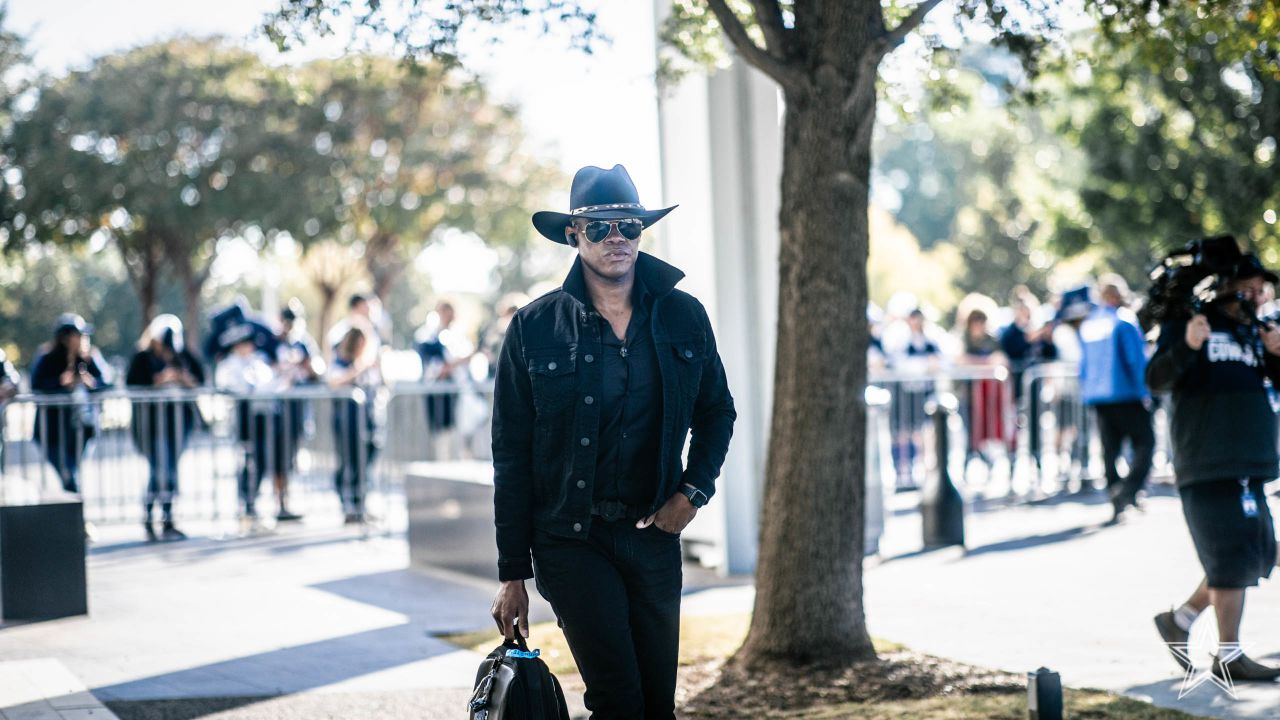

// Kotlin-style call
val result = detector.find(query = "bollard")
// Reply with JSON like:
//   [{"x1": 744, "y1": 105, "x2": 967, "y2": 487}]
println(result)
[
  {"x1": 1027, "y1": 667, "x2": 1063, "y2": 720},
  {"x1": 921, "y1": 393, "x2": 964, "y2": 548}
]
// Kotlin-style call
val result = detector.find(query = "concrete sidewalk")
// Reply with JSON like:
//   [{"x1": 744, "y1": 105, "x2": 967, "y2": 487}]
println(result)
[
  {"x1": 858, "y1": 484, "x2": 1280, "y2": 719},
  {"x1": 2, "y1": 487, "x2": 1278, "y2": 718}
]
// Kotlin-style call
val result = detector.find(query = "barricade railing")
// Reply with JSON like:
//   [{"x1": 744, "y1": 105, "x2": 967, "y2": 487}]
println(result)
[
  {"x1": 0, "y1": 381, "x2": 495, "y2": 528},
  {"x1": 870, "y1": 364, "x2": 1017, "y2": 495},
  {"x1": 871, "y1": 362, "x2": 1174, "y2": 501},
  {"x1": 1018, "y1": 363, "x2": 1173, "y2": 492}
]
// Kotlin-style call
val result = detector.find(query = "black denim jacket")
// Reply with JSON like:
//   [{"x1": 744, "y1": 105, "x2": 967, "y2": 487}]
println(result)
[{"x1": 491, "y1": 252, "x2": 736, "y2": 580}]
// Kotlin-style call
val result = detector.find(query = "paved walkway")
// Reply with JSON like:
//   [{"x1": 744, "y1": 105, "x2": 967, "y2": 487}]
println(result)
[
  {"x1": 861, "y1": 484, "x2": 1280, "y2": 719},
  {"x1": 2, "y1": 486, "x2": 1279, "y2": 718}
]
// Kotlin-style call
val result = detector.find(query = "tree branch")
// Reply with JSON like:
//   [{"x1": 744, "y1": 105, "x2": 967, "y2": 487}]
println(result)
[
  {"x1": 705, "y1": 0, "x2": 802, "y2": 90},
  {"x1": 883, "y1": 0, "x2": 944, "y2": 50},
  {"x1": 749, "y1": 0, "x2": 787, "y2": 55}
]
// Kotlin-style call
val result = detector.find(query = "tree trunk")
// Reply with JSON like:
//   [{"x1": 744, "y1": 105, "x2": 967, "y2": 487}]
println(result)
[
  {"x1": 176, "y1": 263, "x2": 207, "y2": 354},
  {"x1": 735, "y1": 63, "x2": 877, "y2": 669},
  {"x1": 318, "y1": 286, "x2": 338, "y2": 362},
  {"x1": 119, "y1": 235, "x2": 163, "y2": 326},
  {"x1": 365, "y1": 230, "x2": 403, "y2": 301}
]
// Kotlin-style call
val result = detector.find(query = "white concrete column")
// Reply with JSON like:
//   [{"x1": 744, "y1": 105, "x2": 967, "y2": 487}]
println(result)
[{"x1": 651, "y1": 10, "x2": 783, "y2": 575}]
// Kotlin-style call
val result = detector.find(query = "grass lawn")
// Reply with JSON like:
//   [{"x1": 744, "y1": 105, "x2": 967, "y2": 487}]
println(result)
[{"x1": 440, "y1": 613, "x2": 1205, "y2": 719}]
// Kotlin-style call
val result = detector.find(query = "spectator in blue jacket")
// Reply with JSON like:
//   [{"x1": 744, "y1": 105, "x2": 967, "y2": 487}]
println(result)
[{"x1": 1075, "y1": 276, "x2": 1154, "y2": 524}]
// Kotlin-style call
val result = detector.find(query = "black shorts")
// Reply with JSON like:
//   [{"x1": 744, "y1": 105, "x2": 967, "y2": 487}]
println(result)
[{"x1": 1180, "y1": 478, "x2": 1277, "y2": 589}]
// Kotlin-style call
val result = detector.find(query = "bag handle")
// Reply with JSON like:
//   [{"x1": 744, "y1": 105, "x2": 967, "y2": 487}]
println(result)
[{"x1": 503, "y1": 632, "x2": 530, "y2": 653}]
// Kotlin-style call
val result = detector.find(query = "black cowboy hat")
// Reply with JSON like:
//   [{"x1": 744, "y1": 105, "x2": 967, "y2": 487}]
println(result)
[
  {"x1": 1233, "y1": 253, "x2": 1280, "y2": 284},
  {"x1": 532, "y1": 164, "x2": 677, "y2": 244}
]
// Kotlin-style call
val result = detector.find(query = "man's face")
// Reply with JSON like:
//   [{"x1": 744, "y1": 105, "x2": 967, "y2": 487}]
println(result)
[
  {"x1": 1228, "y1": 276, "x2": 1268, "y2": 307},
  {"x1": 568, "y1": 218, "x2": 642, "y2": 281}
]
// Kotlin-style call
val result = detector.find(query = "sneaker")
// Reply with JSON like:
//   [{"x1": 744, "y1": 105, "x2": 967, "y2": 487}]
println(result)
[
  {"x1": 276, "y1": 510, "x2": 304, "y2": 523},
  {"x1": 160, "y1": 522, "x2": 187, "y2": 542},
  {"x1": 143, "y1": 521, "x2": 158, "y2": 543},
  {"x1": 343, "y1": 512, "x2": 365, "y2": 526},
  {"x1": 1215, "y1": 652, "x2": 1280, "y2": 682},
  {"x1": 1154, "y1": 611, "x2": 1192, "y2": 671}
]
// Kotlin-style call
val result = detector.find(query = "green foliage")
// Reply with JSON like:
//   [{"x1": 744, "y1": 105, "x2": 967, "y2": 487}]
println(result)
[
  {"x1": 875, "y1": 47, "x2": 1079, "y2": 302},
  {"x1": 0, "y1": 5, "x2": 30, "y2": 232},
  {"x1": 0, "y1": 244, "x2": 183, "y2": 366},
  {"x1": 5, "y1": 38, "x2": 333, "y2": 329},
  {"x1": 292, "y1": 55, "x2": 562, "y2": 297},
  {"x1": 1092, "y1": 1, "x2": 1280, "y2": 79},
  {"x1": 263, "y1": 0, "x2": 604, "y2": 66},
  {"x1": 1045, "y1": 27, "x2": 1280, "y2": 276}
]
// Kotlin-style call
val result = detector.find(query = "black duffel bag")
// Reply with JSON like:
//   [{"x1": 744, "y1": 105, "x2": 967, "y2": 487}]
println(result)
[{"x1": 468, "y1": 634, "x2": 570, "y2": 720}]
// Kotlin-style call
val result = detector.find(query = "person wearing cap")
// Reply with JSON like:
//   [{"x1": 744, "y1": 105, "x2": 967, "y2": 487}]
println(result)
[
  {"x1": 1072, "y1": 274, "x2": 1154, "y2": 526},
  {"x1": 127, "y1": 314, "x2": 205, "y2": 542},
  {"x1": 489, "y1": 164, "x2": 736, "y2": 718},
  {"x1": 1055, "y1": 286, "x2": 1100, "y2": 490},
  {"x1": 216, "y1": 324, "x2": 287, "y2": 526},
  {"x1": 274, "y1": 299, "x2": 322, "y2": 522},
  {"x1": 30, "y1": 314, "x2": 112, "y2": 494},
  {"x1": 1149, "y1": 251, "x2": 1280, "y2": 681}
]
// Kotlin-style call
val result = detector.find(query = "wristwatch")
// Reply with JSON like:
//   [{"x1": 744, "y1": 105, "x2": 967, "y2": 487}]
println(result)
[{"x1": 679, "y1": 483, "x2": 709, "y2": 508}]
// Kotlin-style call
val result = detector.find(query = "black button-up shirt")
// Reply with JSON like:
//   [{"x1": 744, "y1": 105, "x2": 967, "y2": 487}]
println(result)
[{"x1": 591, "y1": 278, "x2": 663, "y2": 507}]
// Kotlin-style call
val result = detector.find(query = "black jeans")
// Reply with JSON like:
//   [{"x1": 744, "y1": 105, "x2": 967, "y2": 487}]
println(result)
[
  {"x1": 1094, "y1": 401, "x2": 1155, "y2": 507},
  {"x1": 532, "y1": 519, "x2": 682, "y2": 720}
]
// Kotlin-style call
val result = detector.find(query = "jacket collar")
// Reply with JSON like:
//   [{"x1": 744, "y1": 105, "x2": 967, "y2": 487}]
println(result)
[{"x1": 561, "y1": 251, "x2": 685, "y2": 308}]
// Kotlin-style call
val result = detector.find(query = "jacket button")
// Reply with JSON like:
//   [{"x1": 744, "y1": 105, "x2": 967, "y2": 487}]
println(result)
[
  {"x1": 580, "y1": 437, "x2": 590, "y2": 446},
  {"x1": 573, "y1": 523, "x2": 582, "y2": 532},
  {"x1": 547, "y1": 361, "x2": 557, "y2": 371},
  {"x1": 620, "y1": 347, "x2": 629, "y2": 358},
  {"x1": 576, "y1": 480, "x2": 586, "y2": 489},
  {"x1": 584, "y1": 395, "x2": 594, "y2": 405},
  {"x1": 584, "y1": 354, "x2": 594, "y2": 363},
  {"x1": 684, "y1": 349, "x2": 693, "y2": 359}
]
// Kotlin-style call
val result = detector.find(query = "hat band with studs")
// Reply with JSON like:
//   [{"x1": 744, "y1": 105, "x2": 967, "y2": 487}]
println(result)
[{"x1": 571, "y1": 203, "x2": 645, "y2": 215}]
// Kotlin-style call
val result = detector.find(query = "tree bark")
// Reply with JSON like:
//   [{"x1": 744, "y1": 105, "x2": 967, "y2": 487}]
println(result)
[
  {"x1": 175, "y1": 260, "x2": 209, "y2": 354},
  {"x1": 118, "y1": 234, "x2": 164, "y2": 326},
  {"x1": 318, "y1": 286, "x2": 338, "y2": 362},
  {"x1": 735, "y1": 71, "x2": 877, "y2": 667},
  {"x1": 365, "y1": 229, "x2": 403, "y2": 301}
]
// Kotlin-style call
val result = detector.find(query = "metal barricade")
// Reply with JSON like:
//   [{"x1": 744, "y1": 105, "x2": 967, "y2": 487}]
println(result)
[
  {"x1": 1018, "y1": 362, "x2": 1173, "y2": 493},
  {"x1": 0, "y1": 381, "x2": 496, "y2": 528},
  {"x1": 869, "y1": 364, "x2": 1017, "y2": 495}
]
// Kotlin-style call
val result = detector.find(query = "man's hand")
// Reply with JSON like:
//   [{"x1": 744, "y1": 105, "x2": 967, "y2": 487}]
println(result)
[
  {"x1": 1262, "y1": 323, "x2": 1280, "y2": 357},
  {"x1": 491, "y1": 580, "x2": 530, "y2": 640},
  {"x1": 636, "y1": 492, "x2": 698, "y2": 535},
  {"x1": 1185, "y1": 314, "x2": 1211, "y2": 351}
]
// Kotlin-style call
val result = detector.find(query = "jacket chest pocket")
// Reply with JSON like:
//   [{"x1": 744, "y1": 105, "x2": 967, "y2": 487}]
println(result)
[
  {"x1": 527, "y1": 350, "x2": 577, "y2": 415},
  {"x1": 669, "y1": 339, "x2": 705, "y2": 401}
]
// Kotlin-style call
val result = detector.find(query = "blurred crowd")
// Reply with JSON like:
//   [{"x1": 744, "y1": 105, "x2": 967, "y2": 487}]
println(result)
[{"x1": 0, "y1": 291, "x2": 529, "y2": 541}]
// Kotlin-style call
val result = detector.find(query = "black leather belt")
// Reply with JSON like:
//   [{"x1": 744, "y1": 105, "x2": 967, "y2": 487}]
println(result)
[{"x1": 590, "y1": 500, "x2": 647, "y2": 522}]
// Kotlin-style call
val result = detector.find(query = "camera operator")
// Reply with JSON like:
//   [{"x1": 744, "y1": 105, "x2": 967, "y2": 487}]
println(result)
[{"x1": 1149, "y1": 253, "x2": 1280, "y2": 681}]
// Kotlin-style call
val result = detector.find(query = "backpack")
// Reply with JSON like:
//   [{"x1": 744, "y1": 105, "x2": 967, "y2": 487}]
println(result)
[{"x1": 468, "y1": 635, "x2": 570, "y2": 720}]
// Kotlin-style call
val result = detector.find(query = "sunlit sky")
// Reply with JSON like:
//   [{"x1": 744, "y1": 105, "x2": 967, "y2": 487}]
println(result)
[{"x1": 8, "y1": 0, "x2": 664, "y2": 294}]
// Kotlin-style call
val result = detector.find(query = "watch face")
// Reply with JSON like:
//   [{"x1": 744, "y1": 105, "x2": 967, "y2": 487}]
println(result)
[{"x1": 683, "y1": 487, "x2": 705, "y2": 507}]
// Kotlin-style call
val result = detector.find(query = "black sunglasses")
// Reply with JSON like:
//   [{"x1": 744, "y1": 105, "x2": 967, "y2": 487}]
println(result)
[{"x1": 578, "y1": 218, "x2": 644, "y2": 243}]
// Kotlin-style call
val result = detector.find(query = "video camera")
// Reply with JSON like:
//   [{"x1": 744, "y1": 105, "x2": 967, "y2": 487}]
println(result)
[{"x1": 1138, "y1": 235, "x2": 1244, "y2": 332}]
